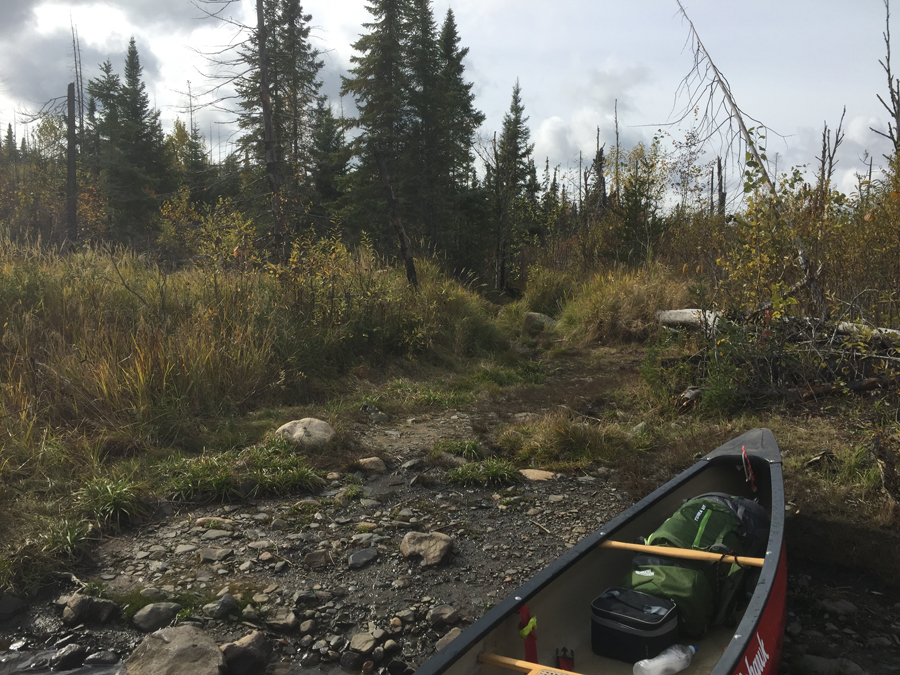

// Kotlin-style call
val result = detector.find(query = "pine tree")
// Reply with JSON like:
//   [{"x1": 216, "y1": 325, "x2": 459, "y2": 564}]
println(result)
[
  {"x1": 341, "y1": 0, "x2": 419, "y2": 282},
  {"x1": 340, "y1": 0, "x2": 413, "y2": 232},
  {"x1": 2, "y1": 124, "x2": 18, "y2": 186},
  {"x1": 85, "y1": 41, "x2": 169, "y2": 241},
  {"x1": 486, "y1": 80, "x2": 534, "y2": 290},
  {"x1": 166, "y1": 118, "x2": 209, "y2": 196},
  {"x1": 235, "y1": 0, "x2": 324, "y2": 223},
  {"x1": 403, "y1": 0, "x2": 441, "y2": 240},
  {"x1": 308, "y1": 98, "x2": 346, "y2": 226},
  {"x1": 437, "y1": 9, "x2": 483, "y2": 186},
  {"x1": 120, "y1": 37, "x2": 168, "y2": 188}
]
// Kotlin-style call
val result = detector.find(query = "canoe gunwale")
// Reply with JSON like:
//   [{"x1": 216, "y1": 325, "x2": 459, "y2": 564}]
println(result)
[{"x1": 413, "y1": 429, "x2": 786, "y2": 675}]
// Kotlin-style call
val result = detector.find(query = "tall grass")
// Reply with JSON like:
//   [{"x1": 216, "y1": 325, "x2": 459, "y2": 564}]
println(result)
[
  {"x1": 0, "y1": 235, "x2": 503, "y2": 454},
  {"x1": 555, "y1": 264, "x2": 693, "y2": 344}
]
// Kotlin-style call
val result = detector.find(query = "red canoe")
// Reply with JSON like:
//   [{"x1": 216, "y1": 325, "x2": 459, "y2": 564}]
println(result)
[{"x1": 415, "y1": 428, "x2": 786, "y2": 675}]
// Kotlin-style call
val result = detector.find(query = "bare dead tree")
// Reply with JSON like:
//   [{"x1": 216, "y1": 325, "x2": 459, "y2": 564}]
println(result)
[
  {"x1": 873, "y1": 0, "x2": 900, "y2": 160},
  {"x1": 717, "y1": 156, "x2": 725, "y2": 215},
  {"x1": 67, "y1": 83, "x2": 77, "y2": 245},
  {"x1": 814, "y1": 107, "x2": 846, "y2": 217},
  {"x1": 71, "y1": 20, "x2": 85, "y2": 144},
  {"x1": 675, "y1": 0, "x2": 829, "y2": 320}
]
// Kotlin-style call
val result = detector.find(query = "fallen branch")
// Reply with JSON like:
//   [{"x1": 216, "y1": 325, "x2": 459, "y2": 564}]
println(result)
[{"x1": 656, "y1": 309, "x2": 721, "y2": 337}]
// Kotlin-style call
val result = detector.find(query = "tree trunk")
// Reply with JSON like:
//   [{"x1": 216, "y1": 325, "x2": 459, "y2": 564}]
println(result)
[
  {"x1": 374, "y1": 150, "x2": 418, "y2": 288},
  {"x1": 66, "y1": 82, "x2": 78, "y2": 246},
  {"x1": 256, "y1": 0, "x2": 284, "y2": 255}
]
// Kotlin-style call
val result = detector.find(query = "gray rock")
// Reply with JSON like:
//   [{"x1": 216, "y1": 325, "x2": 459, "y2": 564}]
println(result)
[
  {"x1": 241, "y1": 605, "x2": 261, "y2": 622},
  {"x1": 357, "y1": 456, "x2": 388, "y2": 473},
  {"x1": 266, "y1": 608, "x2": 299, "y2": 631},
  {"x1": 203, "y1": 593, "x2": 238, "y2": 619},
  {"x1": 524, "y1": 312, "x2": 557, "y2": 335},
  {"x1": 866, "y1": 635, "x2": 894, "y2": 647},
  {"x1": 200, "y1": 547, "x2": 233, "y2": 562},
  {"x1": 341, "y1": 650, "x2": 365, "y2": 672},
  {"x1": 435, "y1": 627, "x2": 463, "y2": 651},
  {"x1": 201, "y1": 529, "x2": 232, "y2": 541},
  {"x1": 383, "y1": 639, "x2": 400, "y2": 654},
  {"x1": 62, "y1": 594, "x2": 119, "y2": 625},
  {"x1": 84, "y1": 650, "x2": 120, "y2": 665},
  {"x1": 304, "y1": 550, "x2": 334, "y2": 569},
  {"x1": 0, "y1": 592, "x2": 26, "y2": 620},
  {"x1": 140, "y1": 588, "x2": 168, "y2": 600},
  {"x1": 395, "y1": 609, "x2": 416, "y2": 623},
  {"x1": 121, "y1": 625, "x2": 225, "y2": 675},
  {"x1": 426, "y1": 604, "x2": 459, "y2": 627},
  {"x1": 399, "y1": 531, "x2": 453, "y2": 567},
  {"x1": 348, "y1": 548, "x2": 379, "y2": 569},
  {"x1": 300, "y1": 619, "x2": 316, "y2": 634},
  {"x1": 276, "y1": 418, "x2": 336, "y2": 449},
  {"x1": 174, "y1": 544, "x2": 198, "y2": 554},
  {"x1": 220, "y1": 630, "x2": 272, "y2": 675},
  {"x1": 49, "y1": 643, "x2": 86, "y2": 669},
  {"x1": 349, "y1": 632, "x2": 376, "y2": 655},
  {"x1": 301, "y1": 652, "x2": 321, "y2": 667},
  {"x1": 132, "y1": 602, "x2": 182, "y2": 632}
]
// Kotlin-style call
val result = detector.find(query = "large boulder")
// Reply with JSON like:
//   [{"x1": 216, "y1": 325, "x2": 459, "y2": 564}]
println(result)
[
  {"x1": 275, "y1": 418, "x2": 336, "y2": 450},
  {"x1": 120, "y1": 625, "x2": 225, "y2": 675}
]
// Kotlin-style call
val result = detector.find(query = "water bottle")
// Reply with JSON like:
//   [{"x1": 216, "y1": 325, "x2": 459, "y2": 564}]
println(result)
[{"x1": 632, "y1": 644, "x2": 697, "y2": 675}]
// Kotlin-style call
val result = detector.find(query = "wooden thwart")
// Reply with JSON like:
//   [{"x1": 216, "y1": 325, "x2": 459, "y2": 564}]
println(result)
[
  {"x1": 478, "y1": 653, "x2": 583, "y2": 675},
  {"x1": 600, "y1": 540, "x2": 765, "y2": 567}
]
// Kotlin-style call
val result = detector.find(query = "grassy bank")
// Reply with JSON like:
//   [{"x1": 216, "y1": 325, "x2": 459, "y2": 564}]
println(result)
[{"x1": 1, "y1": 235, "x2": 897, "y2": 594}]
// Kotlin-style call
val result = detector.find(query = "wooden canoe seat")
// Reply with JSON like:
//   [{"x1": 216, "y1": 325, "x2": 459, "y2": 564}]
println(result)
[{"x1": 478, "y1": 653, "x2": 584, "y2": 675}]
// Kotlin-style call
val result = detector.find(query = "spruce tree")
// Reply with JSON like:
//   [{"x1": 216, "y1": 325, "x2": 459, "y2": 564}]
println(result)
[
  {"x1": 403, "y1": 0, "x2": 441, "y2": 240},
  {"x1": 487, "y1": 80, "x2": 534, "y2": 290},
  {"x1": 340, "y1": 0, "x2": 413, "y2": 239},
  {"x1": 85, "y1": 41, "x2": 168, "y2": 241},
  {"x1": 235, "y1": 0, "x2": 324, "y2": 223},
  {"x1": 308, "y1": 98, "x2": 346, "y2": 226},
  {"x1": 437, "y1": 9, "x2": 483, "y2": 186}
]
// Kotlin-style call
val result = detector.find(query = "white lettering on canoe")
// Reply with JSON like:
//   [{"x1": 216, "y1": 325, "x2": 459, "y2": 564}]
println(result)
[{"x1": 736, "y1": 634, "x2": 769, "y2": 675}]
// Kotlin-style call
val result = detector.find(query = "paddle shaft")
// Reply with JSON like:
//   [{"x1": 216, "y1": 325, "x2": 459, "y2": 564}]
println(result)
[
  {"x1": 478, "y1": 653, "x2": 582, "y2": 675},
  {"x1": 600, "y1": 540, "x2": 765, "y2": 567}
]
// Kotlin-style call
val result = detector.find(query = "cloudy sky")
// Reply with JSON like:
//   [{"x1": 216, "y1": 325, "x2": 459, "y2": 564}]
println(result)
[{"x1": 0, "y1": 0, "x2": 895, "y2": 196}]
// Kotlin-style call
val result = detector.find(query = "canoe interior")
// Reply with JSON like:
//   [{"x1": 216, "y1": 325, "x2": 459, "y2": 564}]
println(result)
[{"x1": 423, "y1": 432, "x2": 783, "y2": 675}]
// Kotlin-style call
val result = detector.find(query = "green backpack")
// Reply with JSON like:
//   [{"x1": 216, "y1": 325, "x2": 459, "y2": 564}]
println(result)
[
  {"x1": 627, "y1": 494, "x2": 770, "y2": 637},
  {"x1": 626, "y1": 555, "x2": 715, "y2": 639},
  {"x1": 646, "y1": 498, "x2": 745, "y2": 554}
]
